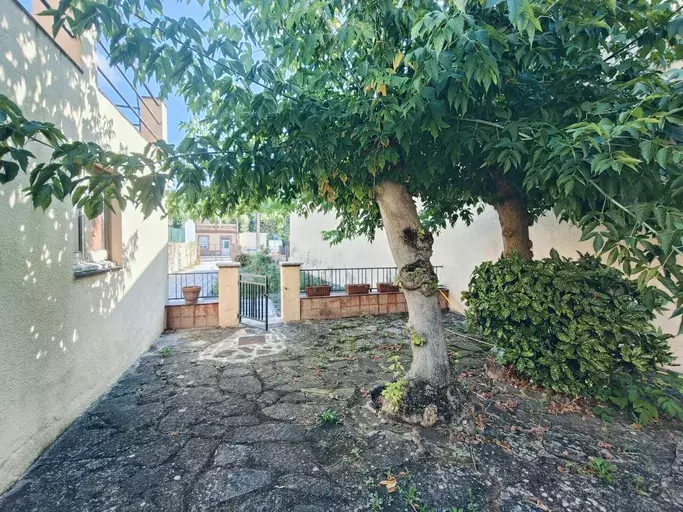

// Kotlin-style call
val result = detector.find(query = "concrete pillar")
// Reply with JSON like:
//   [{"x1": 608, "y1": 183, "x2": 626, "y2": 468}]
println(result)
[
  {"x1": 217, "y1": 262, "x2": 240, "y2": 327},
  {"x1": 280, "y1": 262, "x2": 302, "y2": 323},
  {"x1": 32, "y1": 0, "x2": 84, "y2": 69},
  {"x1": 139, "y1": 96, "x2": 167, "y2": 144}
]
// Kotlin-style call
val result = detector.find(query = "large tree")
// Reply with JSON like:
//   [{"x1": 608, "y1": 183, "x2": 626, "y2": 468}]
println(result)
[{"x1": 2, "y1": 0, "x2": 683, "y2": 412}]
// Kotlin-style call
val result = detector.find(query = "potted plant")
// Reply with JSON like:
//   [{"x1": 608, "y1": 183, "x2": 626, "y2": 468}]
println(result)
[
  {"x1": 305, "y1": 285, "x2": 332, "y2": 297},
  {"x1": 345, "y1": 283, "x2": 371, "y2": 295},
  {"x1": 377, "y1": 282, "x2": 400, "y2": 293},
  {"x1": 181, "y1": 285, "x2": 202, "y2": 304}
]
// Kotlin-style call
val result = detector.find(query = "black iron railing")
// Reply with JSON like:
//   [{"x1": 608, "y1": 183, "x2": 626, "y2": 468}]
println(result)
[
  {"x1": 239, "y1": 273, "x2": 269, "y2": 330},
  {"x1": 168, "y1": 271, "x2": 218, "y2": 301},
  {"x1": 299, "y1": 266, "x2": 443, "y2": 293}
]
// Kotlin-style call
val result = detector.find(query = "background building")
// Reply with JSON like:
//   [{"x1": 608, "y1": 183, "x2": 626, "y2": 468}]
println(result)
[{"x1": 195, "y1": 221, "x2": 239, "y2": 260}]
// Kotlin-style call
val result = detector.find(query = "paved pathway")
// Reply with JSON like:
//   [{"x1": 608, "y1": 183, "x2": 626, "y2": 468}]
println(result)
[{"x1": 1, "y1": 314, "x2": 681, "y2": 512}]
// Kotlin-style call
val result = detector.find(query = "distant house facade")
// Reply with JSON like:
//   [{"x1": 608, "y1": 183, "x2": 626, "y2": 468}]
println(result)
[
  {"x1": 195, "y1": 221, "x2": 238, "y2": 259},
  {"x1": 0, "y1": 0, "x2": 168, "y2": 492}
]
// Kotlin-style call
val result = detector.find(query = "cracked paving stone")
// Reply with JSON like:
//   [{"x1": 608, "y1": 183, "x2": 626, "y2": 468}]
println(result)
[
  {"x1": 256, "y1": 390, "x2": 280, "y2": 407},
  {"x1": 158, "y1": 407, "x2": 209, "y2": 433},
  {"x1": 250, "y1": 443, "x2": 318, "y2": 473},
  {"x1": 164, "y1": 386, "x2": 225, "y2": 407},
  {"x1": 142, "y1": 479, "x2": 188, "y2": 512},
  {"x1": 222, "y1": 366, "x2": 254, "y2": 378},
  {"x1": 261, "y1": 402, "x2": 329, "y2": 422},
  {"x1": 189, "y1": 468, "x2": 272, "y2": 511},
  {"x1": 91, "y1": 403, "x2": 166, "y2": 431},
  {"x1": 219, "y1": 375, "x2": 262, "y2": 395},
  {"x1": 226, "y1": 423, "x2": 307, "y2": 443},
  {"x1": 206, "y1": 396, "x2": 257, "y2": 417},
  {"x1": 173, "y1": 438, "x2": 218, "y2": 473},
  {"x1": 276, "y1": 474, "x2": 345, "y2": 498},
  {"x1": 213, "y1": 444, "x2": 250, "y2": 466}
]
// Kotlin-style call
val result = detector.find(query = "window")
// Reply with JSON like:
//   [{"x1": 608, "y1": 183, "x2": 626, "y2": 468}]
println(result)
[
  {"x1": 73, "y1": 203, "x2": 122, "y2": 275},
  {"x1": 199, "y1": 235, "x2": 209, "y2": 249}
]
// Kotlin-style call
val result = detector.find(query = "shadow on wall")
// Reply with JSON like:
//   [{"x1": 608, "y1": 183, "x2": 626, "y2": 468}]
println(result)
[
  {"x1": 0, "y1": 243, "x2": 169, "y2": 495},
  {"x1": 0, "y1": 2, "x2": 169, "y2": 494},
  {"x1": 0, "y1": 9, "x2": 122, "y2": 150}
]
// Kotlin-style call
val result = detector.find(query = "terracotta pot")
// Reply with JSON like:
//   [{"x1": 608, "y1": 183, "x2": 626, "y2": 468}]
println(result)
[
  {"x1": 305, "y1": 285, "x2": 332, "y2": 297},
  {"x1": 181, "y1": 285, "x2": 202, "y2": 305},
  {"x1": 377, "y1": 282, "x2": 400, "y2": 293},
  {"x1": 345, "y1": 283, "x2": 371, "y2": 295}
]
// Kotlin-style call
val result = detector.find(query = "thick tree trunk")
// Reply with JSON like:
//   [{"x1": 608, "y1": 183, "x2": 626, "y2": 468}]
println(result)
[
  {"x1": 374, "y1": 181, "x2": 451, "y2": 388},
  {"x1": 493, "y1": 178, "x2": 533, "y2": 260}
]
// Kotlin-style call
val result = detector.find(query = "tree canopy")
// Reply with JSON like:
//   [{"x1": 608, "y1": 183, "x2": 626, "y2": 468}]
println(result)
[{"x1": 1, "y1": 0, "x2": 682, "y2": 322}]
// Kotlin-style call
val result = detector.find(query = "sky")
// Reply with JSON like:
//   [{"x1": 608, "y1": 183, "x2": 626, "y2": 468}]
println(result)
[
  {"x1": 20, "y1": 0, "x2": 219, "y2": 146},
  {"x1": 19, "y1": 0, "x2": 246, "y2": 145},
  {"x1": 154, "y1": 1, "x2": 214, "y2": 145}
]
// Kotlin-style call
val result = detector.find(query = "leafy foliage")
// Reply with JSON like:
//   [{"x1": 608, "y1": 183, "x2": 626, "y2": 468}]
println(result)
[
  {"x1": 463, "y1": 250, "x2": 673, "y2": 395},
  {"x1": 316, "y1": 408, "x2": 341, "y2": 426},
  {"x1": 3, "y1": 1, "x2": 683, "y2": 321},
  {"x1": 585, "y1": 457, "x2": 617, "y2": 483},
  {"x1": 239, "y1": 250, "x2": 281, "y2": 311},
  {"x1": 381, "y1": 380, "x2": 407, "y2": 413},
  {"x1": 594, "y1": 370, "x2": 683, "y2": 425},
  {"x1": 0, "y1": 94, "x2": 167, "y2": 219}
]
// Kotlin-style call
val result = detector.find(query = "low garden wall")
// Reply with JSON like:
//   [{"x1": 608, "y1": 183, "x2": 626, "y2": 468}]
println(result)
[
  {"x1": 166, "y1": 300, "x2": 219, "y2": 329},
  {"x1": 300, "y1": 289, "x2": 449, "y2": 320},
  {"x1": 164, "y1": 263, "x2": 450, "y2": 330}
]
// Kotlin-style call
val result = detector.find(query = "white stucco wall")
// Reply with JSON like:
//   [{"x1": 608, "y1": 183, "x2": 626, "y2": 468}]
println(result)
[
  {"x1": 291, "y1": 207, "x2": 683, "y2": 366},
  {"x1": 0, "y1": 0, "x2": 168, "y2": 492}
]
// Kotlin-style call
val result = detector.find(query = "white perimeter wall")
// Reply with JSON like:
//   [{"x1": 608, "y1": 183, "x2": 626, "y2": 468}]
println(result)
[
  {"x1": 0, "y1": 0, "x2": 168, "y2": 491},
  {"x1": 291, "y1": 207, "x2": 683, "y2": 367}
]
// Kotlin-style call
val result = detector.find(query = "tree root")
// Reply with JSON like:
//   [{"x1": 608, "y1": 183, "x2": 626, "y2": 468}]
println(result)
[{"x1": 370, "y1": 379, "x2": 465, "y2": 427}]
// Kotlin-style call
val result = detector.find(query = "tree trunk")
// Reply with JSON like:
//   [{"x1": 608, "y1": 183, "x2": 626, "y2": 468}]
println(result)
[
  {"x1": 493, "y1": 178, "x2": 533, "y2": 260},
  {"x1": 374, "y1": 181, "x2": 451, "y2": 388}
]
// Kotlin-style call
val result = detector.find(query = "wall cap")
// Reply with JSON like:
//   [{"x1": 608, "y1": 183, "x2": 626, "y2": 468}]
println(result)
[
  {"x1": 280, "y1": 262, "x2": 302, "y2": 267},
  {"x1": 217, "y1": 262, "x2": 241, "y2": 268}
]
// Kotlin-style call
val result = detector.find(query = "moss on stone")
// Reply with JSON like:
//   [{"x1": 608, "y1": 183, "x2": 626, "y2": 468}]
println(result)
[{"x1": 410, "y1": 327, "x2": 427, "y2": 347}]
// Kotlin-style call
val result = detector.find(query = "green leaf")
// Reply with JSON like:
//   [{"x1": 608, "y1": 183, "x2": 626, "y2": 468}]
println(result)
[
  {"x1": 0, "y1": 125, "x2": 13, "y2": 141},
  {"x1": 0, "y1": 160, "x2": 19, "y2": 184},
  {"x1": 639, "y1": 140, "x2": 654, "y2": 163},
  {"x1": 657, "y1": 148, "x2": 670, "y2": 167},
  {"x1": 506, "y1": 0, "x2": 524, "y2": 23}
]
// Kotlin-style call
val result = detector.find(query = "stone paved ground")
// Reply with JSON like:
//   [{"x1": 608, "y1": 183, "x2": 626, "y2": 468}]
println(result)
[{"x1": 1, "y1": 313, "x2": 682, "y2": 512}]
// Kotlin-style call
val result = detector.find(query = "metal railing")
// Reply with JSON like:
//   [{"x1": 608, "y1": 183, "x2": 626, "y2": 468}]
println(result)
[
  {"x1": 96, "y1": 40, "x2": 160, "y2": 134},
  {"x1": 168, "y1": 271, "x2": 218, "y2": 301},
  {"x1": 239, "y1": 273, "x2": 269, "y2": 330},
  {"x1": 299, "y1": 266, "x2": 443, "y2": 293}
]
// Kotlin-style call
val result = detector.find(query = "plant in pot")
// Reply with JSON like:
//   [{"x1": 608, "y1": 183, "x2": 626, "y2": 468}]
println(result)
[
  {"x1": 345, "y1": 283, "x2": 371, "y2": 295},
  {"x1": 377, "y1": 282, "x2": 400, "y2": 293},
  {"x1": 305, "y1": 285, "x2": 332, "y2": 297},
  {"x1": 181, "y1": 285, "x2": 202, "y2": 304}
]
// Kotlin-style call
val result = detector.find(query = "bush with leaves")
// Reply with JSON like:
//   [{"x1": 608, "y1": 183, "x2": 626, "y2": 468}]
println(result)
[
  {"x1": 594, "y1": 371, "x2": 683, "y2": 425},
  {"x1": 234, "y1": 252, "x2": 254, "y2": 267},
  {"x1": 463, "y1": 250, "x2": 672, "y2": 396},
  {"x1": 239, "y1": 251, "x2": 280, "y2": 312}
]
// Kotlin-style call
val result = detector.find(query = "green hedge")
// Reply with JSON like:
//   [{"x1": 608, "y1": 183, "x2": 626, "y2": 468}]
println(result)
[{"x1": 463, "y1": 250, "x2": 672, "y2": 396}]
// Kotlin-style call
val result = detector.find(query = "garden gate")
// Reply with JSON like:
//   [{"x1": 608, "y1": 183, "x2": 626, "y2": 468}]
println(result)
[{"x1": 238, "y1": 273, "x2": 269, "y2": 330}]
